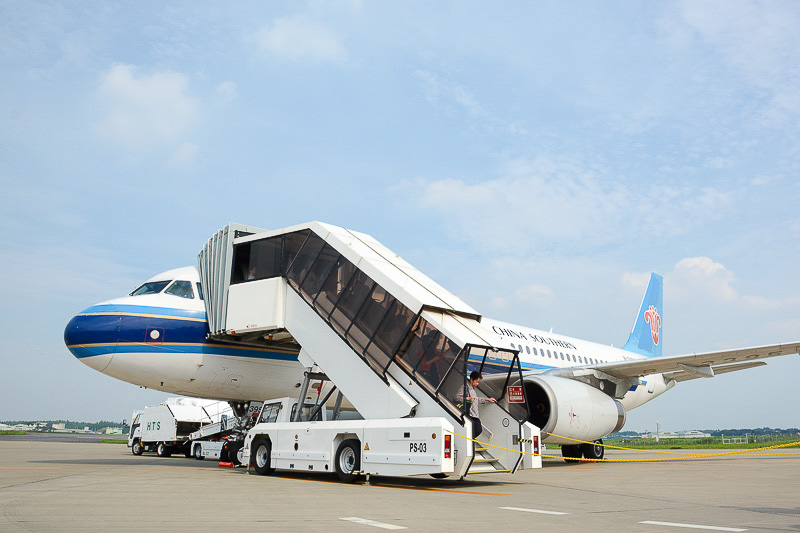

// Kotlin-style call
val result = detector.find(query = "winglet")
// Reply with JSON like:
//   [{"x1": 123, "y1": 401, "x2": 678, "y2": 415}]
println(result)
[{"x1": 622, "y1": 273, "x2": 663, "y2": 358}]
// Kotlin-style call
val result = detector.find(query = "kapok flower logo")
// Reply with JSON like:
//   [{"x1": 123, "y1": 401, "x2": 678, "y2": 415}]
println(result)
[{"x1": 644, "y1": 305, "x2": 661, "y2": 345}]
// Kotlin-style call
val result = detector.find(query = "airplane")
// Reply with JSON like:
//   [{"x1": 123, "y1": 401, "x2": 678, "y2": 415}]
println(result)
[{"x1": 64, "y1": 223, "x2": 800, "y2": 461}]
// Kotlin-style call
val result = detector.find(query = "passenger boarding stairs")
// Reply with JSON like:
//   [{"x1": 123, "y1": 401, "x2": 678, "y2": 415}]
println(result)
[
  {"x1": 470, "y1": 443, "x2": 507, "y2": 474},
  {"x1": 198, "y1": 222, "x2": 542, "y2": 477}
]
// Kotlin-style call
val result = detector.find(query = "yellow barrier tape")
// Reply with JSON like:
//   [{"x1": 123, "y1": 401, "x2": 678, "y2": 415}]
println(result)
[
  {"x1": 445, "y1": 430, "x2": 800, "y2": 463},
  {"x1": 545, "y1": 431, "x2": 800, "y2": 459}
]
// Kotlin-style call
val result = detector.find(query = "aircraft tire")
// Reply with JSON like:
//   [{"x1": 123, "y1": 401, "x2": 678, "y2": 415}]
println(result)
[
  {"x1": 581, "y1": 440, "x2": 604, "y2": 460},
  {"x1": 335, "y1": 439, "x2": 361, "y2": 483},
  {"x1": 562, "y1": 444, "x2": 582, "y2": 462},
  {"x1": 227, "y1": 441, "x2": 242, "y2": 466}
]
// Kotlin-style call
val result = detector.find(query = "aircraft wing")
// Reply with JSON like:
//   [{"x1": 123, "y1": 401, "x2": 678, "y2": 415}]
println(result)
[{"x1": 592, "y1": 342, "x2": 800, "y2": 382}]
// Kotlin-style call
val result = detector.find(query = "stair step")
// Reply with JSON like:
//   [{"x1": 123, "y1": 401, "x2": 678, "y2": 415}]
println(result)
[{"x1": 468, "y1": 467, "x2": 511, "y2": 474}]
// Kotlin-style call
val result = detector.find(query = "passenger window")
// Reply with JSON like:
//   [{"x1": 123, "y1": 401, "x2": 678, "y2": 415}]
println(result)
[
  {"x1": 165, "y1": 280, "x2": 194, "y2": 299},
  {"x1": 533, "y1": 348, "x2": 538, "y2": 356},
  {"x1": 130, "y1": 280, "x2": 170, "y2": 296},
  {"x1": 525, "y1": 346, "x2": 530, "y2": 354}
]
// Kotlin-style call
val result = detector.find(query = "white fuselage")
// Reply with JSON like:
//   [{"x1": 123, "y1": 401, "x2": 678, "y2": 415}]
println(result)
[{"x1": 65, "y1": 266, "x2": 669, "y2": 410}]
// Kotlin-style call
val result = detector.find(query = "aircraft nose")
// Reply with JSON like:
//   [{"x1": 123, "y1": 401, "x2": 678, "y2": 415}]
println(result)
[{"x1": 64, "y1": 304, "x2": 121, "y2": 372}]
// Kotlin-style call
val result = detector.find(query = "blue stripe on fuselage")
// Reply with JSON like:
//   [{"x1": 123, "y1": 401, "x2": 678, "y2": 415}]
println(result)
[
  {"x1": 65, "y1": 304, "x2": 299, "y2": 362},
  {"x1": 78, "y1": 304, "x2": 207, "y2": 320},
  {"x1": 66, "y1": 304, "x2": 550, "y2": 370}
]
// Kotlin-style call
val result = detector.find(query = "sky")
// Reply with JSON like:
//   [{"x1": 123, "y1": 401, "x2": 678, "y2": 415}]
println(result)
[{"x1": 1, "y1": 1, "x2": 798, "y2": 433}]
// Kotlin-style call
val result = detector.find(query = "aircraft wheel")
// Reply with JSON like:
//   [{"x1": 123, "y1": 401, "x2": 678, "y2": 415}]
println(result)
[
  {"x1": 251, "y1": 438, "x2": 275, "y2": 475},
  {"x1": 561, "y1": 444, "x2": 582, "y2": 462},
  {"x1": 335, "y1": 439, "x2": 361, "y2": 482},
  {"x1": 227, "y1": 441, "x2": 242, "y2": 466},
  {"x1": 131, "y1": 440, "x2": 143, "y2": 456},
  {"x1": 581, "y1": 439, "x2": 604, "y2": 460}
]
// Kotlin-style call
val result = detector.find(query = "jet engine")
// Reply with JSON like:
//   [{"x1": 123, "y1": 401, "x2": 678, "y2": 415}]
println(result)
[{"x1": 524, "y1": 375, "x2": 626, "y2": 445}]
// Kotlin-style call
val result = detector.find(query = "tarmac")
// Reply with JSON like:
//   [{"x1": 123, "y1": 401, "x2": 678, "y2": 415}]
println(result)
[{"x1": 1, "y1": 434, "x2": 799, "y2": 532}]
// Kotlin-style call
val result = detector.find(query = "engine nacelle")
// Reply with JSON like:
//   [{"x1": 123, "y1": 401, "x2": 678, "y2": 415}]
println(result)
[{"x1": 524, "y1": 375, "x2": 626, "y2": 444}]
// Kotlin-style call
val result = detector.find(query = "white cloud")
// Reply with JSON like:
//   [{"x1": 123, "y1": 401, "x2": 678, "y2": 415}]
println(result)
[
  {"x1": 669, "y1": 256, "x2": 738, "y2": 302},
  {"x1": 514, "y1": 284, "x2": 553, "y2": 303},
  {"x1": 251, "y1": 16, "x2": 345, "y2": 63},
  {"x1": 93, "y1": 63, "x2": 200, "y2": 148},
  {"x1": 406, "y1": 156, "x2": 733, "y2": 254},
  {"x1": 416, "y1": 70, "x2": 485, "y2": 118},
  {"x1": 168, "y1": 142, "x2": 199, "y2": 167},
  {"x1": 622, "y1": 271, "x2": 652, "y2": 292},
  {"x1": 415, "y1": 70, "x2": 527, "y2": 135},
  {"x1": 679, "y1": 0, "x2": 800, "y2": 123},
  {"x1": 623, "y1": 257, "x2": 800, "y2": 318},
  {"x1": 491, "y1": 297, "x2": 508, "y2": 310},
  {"x1": 216, "y1": 81, "x2": 238, "y2": 103}
]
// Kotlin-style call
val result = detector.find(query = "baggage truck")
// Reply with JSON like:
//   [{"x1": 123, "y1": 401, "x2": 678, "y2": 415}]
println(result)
[{"x1": 128, "y1": 397, "x2": 231, "y2": 457}]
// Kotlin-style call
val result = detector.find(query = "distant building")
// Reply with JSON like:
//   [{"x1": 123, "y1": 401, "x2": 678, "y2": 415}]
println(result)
[
  {"x1": 52, "y1": 423, "x2": 66, "y2": 430},
  {"x1": 656, "y1": 430, "x2": 712, "y2": 439}
]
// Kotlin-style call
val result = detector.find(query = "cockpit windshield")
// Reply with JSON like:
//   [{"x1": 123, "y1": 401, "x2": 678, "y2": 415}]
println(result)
[
  {"x1": 130, "y1": 280, "x2": 171, "y2": 296},
  {"x1": 165, "y1": 280, "x2": 194, "y2": 299}
]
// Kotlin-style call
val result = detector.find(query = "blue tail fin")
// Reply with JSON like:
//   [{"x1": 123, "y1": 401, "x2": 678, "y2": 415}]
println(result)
[{"x1": 622, "y1": 273, "x2": 663, "y2": 357}]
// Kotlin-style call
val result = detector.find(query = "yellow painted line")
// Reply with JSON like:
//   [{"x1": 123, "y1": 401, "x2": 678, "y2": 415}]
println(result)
[
  {"x1": 78, "y1": 312, "x2": 207, "y2": 323},
  {"x1": 66, "y1": 343, "x2": 117, "y2": 348},
  {"x1": 66, "y1": 342, "x2": 298, "y2": 354}
]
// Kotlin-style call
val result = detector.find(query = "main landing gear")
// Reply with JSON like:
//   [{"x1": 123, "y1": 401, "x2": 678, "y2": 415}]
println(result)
[{"x1": 562, "y1": 439, "x2": 604, "y2": 462}]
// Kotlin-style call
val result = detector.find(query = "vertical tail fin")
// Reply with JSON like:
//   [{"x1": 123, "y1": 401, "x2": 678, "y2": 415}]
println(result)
[{"x1": 622, "y1": 273, "x2": 663, "y2": 357}]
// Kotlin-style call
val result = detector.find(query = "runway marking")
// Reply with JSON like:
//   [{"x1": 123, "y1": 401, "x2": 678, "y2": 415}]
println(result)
[
  {"x1": 639, "y1": 520, "x2": 747, "y2": 531},
  {"x1": 340, "y1": 517, "x2": 407, "y2": 530},
  {"x1": 500, "y1": 506, "x2": 568, "y2": 515}
]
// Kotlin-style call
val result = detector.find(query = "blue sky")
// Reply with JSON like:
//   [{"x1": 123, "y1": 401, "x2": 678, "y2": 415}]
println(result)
[{"x1": 1, "y1": 1, "x2": 798, "y2": 432}]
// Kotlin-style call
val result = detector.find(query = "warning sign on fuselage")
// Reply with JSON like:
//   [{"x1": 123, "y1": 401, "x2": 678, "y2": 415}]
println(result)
[{"x1": 507, "y1": 385, "x2": 524, "y2": 403}]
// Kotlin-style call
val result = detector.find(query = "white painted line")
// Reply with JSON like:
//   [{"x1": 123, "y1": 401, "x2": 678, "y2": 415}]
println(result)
[
  {"x1": 639, "y1": 520, "x2": 747, "y2": 532},
  {"x1": 340, "y1": 517, "x2": 407, "y2": 530},
  {"x1": 499, "y1": 506, "x2": 569, "y2": 516}
]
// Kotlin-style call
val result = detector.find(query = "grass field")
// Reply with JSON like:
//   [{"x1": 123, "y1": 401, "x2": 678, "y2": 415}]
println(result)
[{"x1": 598, "y1": 435, "x2": 800, "y2": 450}]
